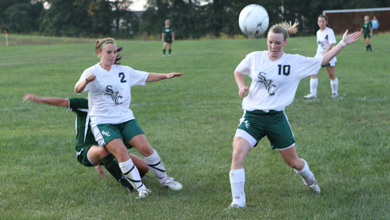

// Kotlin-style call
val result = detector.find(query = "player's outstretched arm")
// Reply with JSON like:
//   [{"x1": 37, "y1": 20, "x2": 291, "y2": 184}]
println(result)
[
  {"x1": 23, "y1": 93, "x2": 69, "y2": 107},
  {"x1": 322, "y1": 30, "x2": 361, "y2": 66},
  {"x1": 146, "y1": 72, "x2": 183, "y2": 82}
]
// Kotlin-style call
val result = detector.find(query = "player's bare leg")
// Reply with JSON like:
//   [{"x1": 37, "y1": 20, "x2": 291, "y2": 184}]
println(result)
[
  {"x1": 279, "y1": 146, "x2": 320, "y2": 194},
  {"x1": 227, "y1": 137, "x2": 252, "y2": 209}
]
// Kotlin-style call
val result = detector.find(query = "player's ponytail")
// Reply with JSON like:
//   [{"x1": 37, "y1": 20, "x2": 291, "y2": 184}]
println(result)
[{"x1": 269, "y1": 21, "x2": 299, "y2": 40}]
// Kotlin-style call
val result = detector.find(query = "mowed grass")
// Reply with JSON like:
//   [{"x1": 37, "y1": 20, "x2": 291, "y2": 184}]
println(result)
[{"x1": 0, "y1": 33, "x2": 389, "y2": 219}]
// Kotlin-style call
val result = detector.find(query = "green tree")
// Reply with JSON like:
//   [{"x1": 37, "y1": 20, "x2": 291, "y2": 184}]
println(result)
[
  {"x1": 0, "y1": 0, "x2": 43, "y2": 33},
  {"x1": 40, "y1": 0, "x2": 113, "y2": 37}
]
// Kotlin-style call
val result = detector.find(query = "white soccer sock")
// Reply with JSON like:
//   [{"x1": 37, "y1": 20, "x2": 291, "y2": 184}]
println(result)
[
  {"x1": 229, "y1": 169, "x2": 246, "y2": 207},
  {"x1": 119, "y1": 159, "x2": 146, "y2": 190},
  {"x1": 310, "y1": 78, "x2": 318, "y2": 96},
  {"x1": 294, "y1": 159, "x2": 315, "y2": 185},
  {"x1": 330, "y1": 78, "x2": 338, "y2": 95},
  {"x1": 144, "y1": 149, "x2": 168, "y2": 183}
]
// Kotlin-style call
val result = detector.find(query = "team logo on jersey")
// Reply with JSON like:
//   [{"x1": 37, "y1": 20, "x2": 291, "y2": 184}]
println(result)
[
  {"x1": 243, "y1": 120, "x2": 250, "y2": 129},
  {"x1": 257, "y1": 72, "x2": 276, "y2": 95},
  {"x1": 102, "y1": 130, "x2": 111, "y2": 137},
  {"x1": 104, "y1": 85, "x2": 123, "y2": 104}
]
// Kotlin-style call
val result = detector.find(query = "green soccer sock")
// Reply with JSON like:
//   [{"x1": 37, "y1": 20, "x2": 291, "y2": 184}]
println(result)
[
  {"x1": 101, "y1": 154, "x2": 134, "y2": 191},
  {"x1": 163, "y1": 49, "x2": 166, "y2": 55},
  {"x1": 169, "y1": 49, "x2": 171, "y2": 55}
]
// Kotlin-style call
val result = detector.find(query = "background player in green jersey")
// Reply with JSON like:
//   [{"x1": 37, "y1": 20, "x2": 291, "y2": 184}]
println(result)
[
  {"x1": 23, "y1": 93, "x2": 149, "y2": 192},
  {"x1": 360, "y1": 15, "x2": 373, "y2": 51},
  {"x1": 162, "y1": 19, "x2": 174, "y2": 57}
]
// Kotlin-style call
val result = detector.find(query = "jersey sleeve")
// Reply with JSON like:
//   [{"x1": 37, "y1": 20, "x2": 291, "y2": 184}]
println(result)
[
  {"x1": 296, "y1": 55, "x2": 322, "y2": 78},
  {"x1": 329, "y1": 29, "x2": 337, "y2": 44},
  {"x1": 235, "y1": 52, "x2": 255, "y2": 76},
  {"x1": 68, "y1": 98, "x2": 89, "y2": 111},
  {"x1": 124, "y1": 66, "x2": 149, "y2": 86},
  {"x1": 76, "y1": 66, "x2": 95, "y2": 94}
]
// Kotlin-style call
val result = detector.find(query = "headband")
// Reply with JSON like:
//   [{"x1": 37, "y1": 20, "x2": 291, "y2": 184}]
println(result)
[
  {"x1": 98, "y1": 40, "x2": 114, "y2": 50},
  {"x1": 274, "y1": 26, "x2": 287, "y2": 35}
]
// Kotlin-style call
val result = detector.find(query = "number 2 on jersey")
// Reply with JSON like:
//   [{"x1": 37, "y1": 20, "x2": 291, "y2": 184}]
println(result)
[{"x1": 119, "y1": 72, "x2": 127, "y2": 83}]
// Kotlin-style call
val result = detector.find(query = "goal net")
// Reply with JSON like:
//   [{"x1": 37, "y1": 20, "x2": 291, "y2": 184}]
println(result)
[{"x1": 323, "y1": 7, "x2": 390, "y2": 35}]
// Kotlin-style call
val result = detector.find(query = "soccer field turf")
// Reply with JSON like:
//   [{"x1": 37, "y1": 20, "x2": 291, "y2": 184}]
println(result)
[{"x1": 1, "y1": 34, "x2": 389, "y2": 219}]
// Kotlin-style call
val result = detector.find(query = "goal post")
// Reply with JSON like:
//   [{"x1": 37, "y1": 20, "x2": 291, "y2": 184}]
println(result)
[{"x1": 323, "y1": 7, "x2": 390, "y2": 35}]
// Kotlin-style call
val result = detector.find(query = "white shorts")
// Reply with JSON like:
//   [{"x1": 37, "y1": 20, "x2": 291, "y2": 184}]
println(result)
[{"x1": 316, "y1": 54, "x2": 337, "y2": 67}]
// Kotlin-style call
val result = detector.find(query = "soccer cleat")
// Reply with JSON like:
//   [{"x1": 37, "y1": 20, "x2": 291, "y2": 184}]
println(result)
[
  {"x1": 331, "y1": 93, "x2": 338, "y2": 98},
  {"x1": 168, "y1": 54, "x2": 171, "y2": 57},
  {"x1": 304, "y1": 93, "x2": 317, "y2": 99},
  {"x1": 307, "y1": 180, "x2": 321, "y2": 194},
  {"x1": 161, "y1": 177, "x2": 183, "y2": 191},
  {"x1": 162, "y1": 54, "x2": 165, "y2": 57},
  {"x1": 137, "y1": 188, "x2": 151, "y2": 199},
  {"x1": 224, "y1": 202, "x2": 246, "y2": 211}
]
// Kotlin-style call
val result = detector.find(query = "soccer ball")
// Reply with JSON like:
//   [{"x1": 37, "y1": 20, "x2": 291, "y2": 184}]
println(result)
[{"x1": 239, "y1": 4, "x2": 269, "y2": 38}]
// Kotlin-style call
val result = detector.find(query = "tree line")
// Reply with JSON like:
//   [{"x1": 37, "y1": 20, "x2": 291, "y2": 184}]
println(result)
[{"x1": 0, "y1": 0, "x2": 387, "y2": 39}]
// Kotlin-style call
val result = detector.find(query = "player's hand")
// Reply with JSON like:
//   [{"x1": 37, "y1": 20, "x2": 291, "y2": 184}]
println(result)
[
  {"x1": 167, "y1": 73, "x2": 184, "y2": 79},
  {"x1": 23, "y1": 93, "x2": 38, "y2": 103},
  {"x1": 238, "y1": 87, "x2": 249, "y2": 99},
  {"x1": 95, "y1": 164, "x2": 105, "y2": 177},
  {"x1": 85, "y1": 73, "x2": 96, "y2": 83},
  {"x1": 342, "y1": 30, "x2": 361, "y2": 45}
]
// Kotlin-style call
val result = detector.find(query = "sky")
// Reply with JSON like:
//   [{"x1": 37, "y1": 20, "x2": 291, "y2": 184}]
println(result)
[
  {"x1": 128, "y1": 0, "x2": 211, "y2": 11},
  {"x1": 129, "y1": 0, "x2": 147, "y2": 11}
]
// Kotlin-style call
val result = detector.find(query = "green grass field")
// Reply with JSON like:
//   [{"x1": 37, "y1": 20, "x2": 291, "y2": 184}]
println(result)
[{"x1": 1, "y1": 33, "x2": 389, "y2": 219}]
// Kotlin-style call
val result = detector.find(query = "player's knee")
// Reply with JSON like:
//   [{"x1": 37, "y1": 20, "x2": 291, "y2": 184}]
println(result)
[{"x1": 286, "y1": 159, "x2": 300, "y2": 169}]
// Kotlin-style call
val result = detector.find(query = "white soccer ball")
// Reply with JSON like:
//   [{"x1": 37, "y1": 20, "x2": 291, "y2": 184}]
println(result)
[{"x1": 239, "y1": 4, "x2": 269, "y2": 38}]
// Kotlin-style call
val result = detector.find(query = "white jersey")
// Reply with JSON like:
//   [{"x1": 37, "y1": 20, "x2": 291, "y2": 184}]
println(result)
[
  {"x1": 76, "y1": 63, "x2": 149, "y2": 125},
  {"x1": 236, "y1": 51, "x2": 322, "y2": 111},
  {"x1": 315, "y1": 27, "x2": 337, "y2": 63}
]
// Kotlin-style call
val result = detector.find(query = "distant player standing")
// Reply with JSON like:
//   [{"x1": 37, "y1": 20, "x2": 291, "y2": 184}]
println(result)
[
  {"x1": 305, "y1": 15, "x2": 339, "y2": 99},
  {"x1": 360, "y1": 15, "x2": 373, "y2": 51},
  {"x1": 227, "y1": 21, "x2": 361, "y2": 209},
  {"x1": 162, "y1": 19, "x2": 174, "y2": 57},
  {"x1": 371, "y1": 16, "x2": 379, "y2": 35}
]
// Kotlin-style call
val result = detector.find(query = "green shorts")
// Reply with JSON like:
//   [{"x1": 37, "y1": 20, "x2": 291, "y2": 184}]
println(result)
[
  {"x1": 364, "y1": 33, "x2": 371, "y2": 39},
  {"x1": 93, "y1": 119, "x2": 144, "y2": 147},
  {"x1": 237, "y1": 110, "x2": 295, "y2": 149},
  {"x1": 75, "y1": 142, "x2": 96, "y2": 167},
  {"x1": 75, "y1": 138, "x2": 133, "y2": 167}
]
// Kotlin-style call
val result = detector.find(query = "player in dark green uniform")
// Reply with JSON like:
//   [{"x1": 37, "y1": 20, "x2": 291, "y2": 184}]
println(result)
[
  {"x1": 360, "y1": 15, "x2": 373, "y2": 51},
  {"x1": 162, "y1": 19, "x2": 174, "y2": 57},
  {"x1": 23, "y1": 93, "x2": 149, "y2": 192}
]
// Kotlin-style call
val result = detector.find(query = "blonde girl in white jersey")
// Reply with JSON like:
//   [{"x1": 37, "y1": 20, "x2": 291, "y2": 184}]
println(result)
[
  {"x1": 305, "y1": 15, "x2": 339, "y2": 99},
  {"x1": 227, "y1": 22, "x2": 361, "y2": 209},
  {"x1": 75, "y1": 38, "x2": 184, "y2": 199}
]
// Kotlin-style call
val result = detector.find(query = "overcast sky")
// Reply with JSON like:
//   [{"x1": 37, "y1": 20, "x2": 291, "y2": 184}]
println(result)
[{"x1": 129, "y1": 0, "x2": 147, "y2": 11}]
